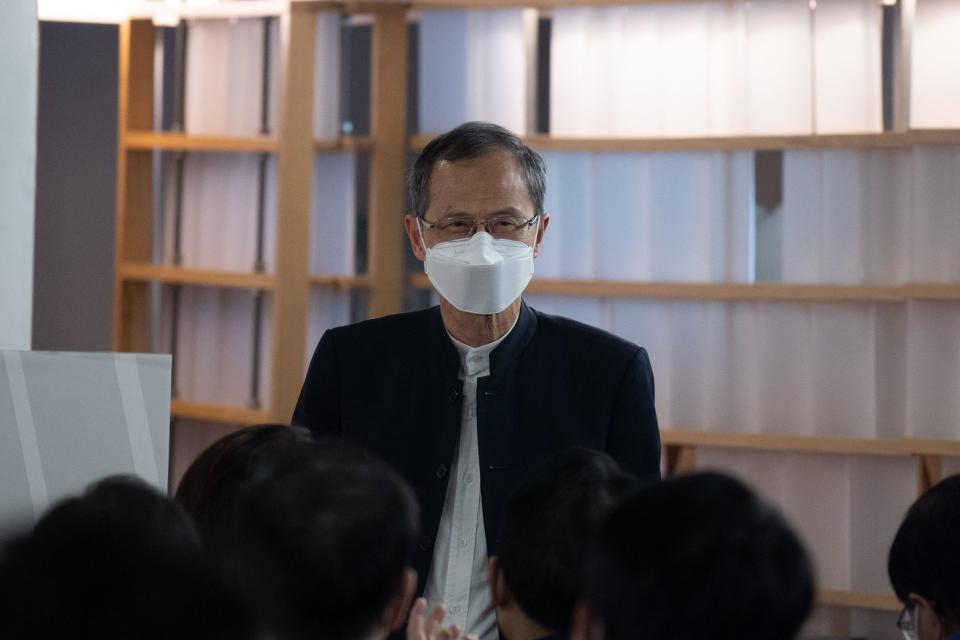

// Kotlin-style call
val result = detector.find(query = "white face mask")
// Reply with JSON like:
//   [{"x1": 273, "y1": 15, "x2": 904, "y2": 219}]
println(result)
[{"x1": 420, "y1": 226, "x2": 536, "y2": 315}]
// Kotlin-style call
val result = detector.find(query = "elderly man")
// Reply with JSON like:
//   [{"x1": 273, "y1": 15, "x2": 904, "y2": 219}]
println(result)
[{"x1": 292, "y1": 121, "x2": 659, "y2": 640}]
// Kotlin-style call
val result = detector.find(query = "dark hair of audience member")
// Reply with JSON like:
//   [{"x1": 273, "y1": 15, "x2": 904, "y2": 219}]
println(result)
[
  {"x1": 223, "y1": 444, "x2": 420, "y2": 640},
  {"x1": 888, "y1": 473, "x2": 960, "y2": 629},
  {"x1": 579, "y1": 472, "x2": 814, "y2": 640},
  {"x1": 0, "y1": 475, "x2": 254, "y2": 639},
  {"x1": 495, "y1": 448, "x2": 635, "y2": 635},
  {"x1": 174, "y1": 423, "x2": 315, "y2": 542}
]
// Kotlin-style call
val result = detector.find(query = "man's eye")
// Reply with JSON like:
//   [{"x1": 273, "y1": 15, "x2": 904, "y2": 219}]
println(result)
[
  {"x1": 445, "y1": 220, "x2": 469, "y2": 229},
  {"x1": 491, "y1": 219, "x2": 517, "y2": 228}
]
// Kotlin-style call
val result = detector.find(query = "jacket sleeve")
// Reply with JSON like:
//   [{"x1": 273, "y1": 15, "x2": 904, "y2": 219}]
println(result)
[
  {"x1": 607, "y1": 346, "x2": 661, "y2": 483},
  {"x1": 291, "y1": 329, "x2": 342, "y2": 438}
]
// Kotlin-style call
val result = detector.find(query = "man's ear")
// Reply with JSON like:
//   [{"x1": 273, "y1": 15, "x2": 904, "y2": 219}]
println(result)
[
  {"x1": 908, "y1": 592, "x2": 945, "y2": 640},
  {"x1": 571, "y1": 599, "x2": 602, "y2": 640},
  {"x1": 385, "y1": 568, "x2": 418, "y2": 632},
  {"x1": 404, "y1": 215, "x2": 427, "y2": 261},
  {"x1": 533, "y1": 213, "x2": 549, "y2": 258},
  {"x1": 487, "y1": 556, "x2": 511, "y2": 608}
]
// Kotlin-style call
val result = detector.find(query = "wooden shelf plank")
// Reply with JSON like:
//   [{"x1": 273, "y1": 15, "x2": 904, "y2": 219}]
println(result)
[
  {"x1": 120, "y1": 263, "x2": 275, "y2": 290},
  {"x1": 310, "y1": 274, "x2": 373, "y2": 290},
  {"x1": 408, "y1": 274, "x2": 960, "y2": 302},
  {"x1": 816, "y1": 589, "x2": 901, "y2": 612},
  {"x1": 315, "y1": 136, "x2": 376, "y2": 152},
  {"x1": 664, "y1": 430, "x2": 960, "y2": 458},
  {"x1": 170, "y1": 399, "x2": 271, "y2": 426},
  {"x1": 124, "y1": 131, "x2": 278, "y2": 153},
  {"x1": 662, "y1": 429, "x2": 910, "y2": 457},
  {"x1": 411, "y1": 130, "x2": 960, "y2": 153}
]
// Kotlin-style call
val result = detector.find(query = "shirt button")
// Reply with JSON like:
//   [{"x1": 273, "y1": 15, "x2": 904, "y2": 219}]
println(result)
[
  {"x1": 435, "y1": 464, "x2": 448, "y2": 479},
  {"x1": 451, "y1": 605, "x2": 461, "y2": 614},
  {"x1": 418, "y1": 536, "x2": 433, "y2": 551},
  {"x1": 458, "y1": 538, "x2": 467, "y2": 548},
  {"x1": 464, "y1": 473, "x2": 475, "y2": 484}
]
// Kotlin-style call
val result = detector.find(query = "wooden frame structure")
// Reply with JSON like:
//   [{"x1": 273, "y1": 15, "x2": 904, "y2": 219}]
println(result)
[
  {"x1": 113, "y1": 0, "x2": 960, "y2": 619},
  {"x1": 113, "y1": 1, "x2": 408, "y2": 425}
]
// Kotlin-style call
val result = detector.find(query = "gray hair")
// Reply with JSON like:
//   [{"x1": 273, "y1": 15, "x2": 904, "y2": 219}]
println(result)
[{"x1": 409, "y1": 121, "x2": 547, "y2": 219}]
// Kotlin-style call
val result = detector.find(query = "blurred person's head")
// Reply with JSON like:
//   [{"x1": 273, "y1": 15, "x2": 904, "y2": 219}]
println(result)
[
  {"x1": 489, "y1": 448, "x2": 634, "y2": 640},
  {"x1": 0, "y1": 475, "x2": 253, "y2": 639},
  {"x1": 573, "y1": 471, "x2": 814, "y2": 640},
  {"x1": 174, "y1": 423, "x2": 315, "y2": 542},
  {"x1": 225, "y1": 443, "x2": 420, "y2": 640},
  {"x1": 889, "y1": 473, "x2": 960, "y2": 640}
]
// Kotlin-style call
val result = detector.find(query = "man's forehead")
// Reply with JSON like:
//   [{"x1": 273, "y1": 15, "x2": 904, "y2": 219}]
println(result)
[{"x1": 428, "y1": 153, "x2": 528, "y2": 205}]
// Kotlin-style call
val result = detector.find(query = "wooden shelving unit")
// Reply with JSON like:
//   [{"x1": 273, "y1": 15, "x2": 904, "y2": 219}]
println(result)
[
  {"x1": 119, "y1": 263, "x2": 276, "y2": 290},
  {"x1": 113, "y1": 2, "x2": 407, "y2": 425},
  {"x1": 410, "y1": 273, "x2": 960, "y2": 303},
  {"x1": 123, "y1": 131, "x2": 278, "y2": 153},
  {"x1": 310, "y1": 273, "x2": 373, "y2": 290},
  {"x1": 112, "y1": 0, "x2": 960, "y2": 623},
  {"x1": 411, "y1": 130, "x2": 960, "y2": 153},
  {"x1": 170, "y1": 399, "x2": 273, "y2": 426}
]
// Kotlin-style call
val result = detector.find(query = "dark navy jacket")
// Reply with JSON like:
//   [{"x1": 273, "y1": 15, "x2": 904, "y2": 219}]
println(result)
[{"x1": 292, "y1": 300, "x2": 660, "y2": 594}]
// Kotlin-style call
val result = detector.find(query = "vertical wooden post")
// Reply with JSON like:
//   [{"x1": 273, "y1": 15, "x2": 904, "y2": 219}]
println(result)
[
  {"x1": 114, "y1": 20, "x2": 155, "y2": 353},
  {"x1": 917, "y1": 454, "x2": 942, "y2": 495},
  {"x1": 665, "y1": 444, "x2": 697, "y2": 477},
  {"x1": 270, "y1": 6, "x2": 316, "y2": 421},
  {"x1": 367, "y1": 5, "x2": 408, "y2": 318}
]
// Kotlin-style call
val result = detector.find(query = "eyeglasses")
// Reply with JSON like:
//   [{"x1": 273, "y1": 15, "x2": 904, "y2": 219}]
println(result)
[
  {"x1": 897, "y1": 603, "x2": 918, "y2": 640},
  {"x1": 418, "y1": 213, "x2": 540, "y2": 242}
]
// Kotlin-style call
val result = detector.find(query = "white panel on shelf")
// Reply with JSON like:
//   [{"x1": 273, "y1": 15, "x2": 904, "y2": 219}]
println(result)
[
  {"x1": 862, "y1": 149, "x2": 911, "y2": 284},
  {"x1": 722, "y1": 151, "x2": 755, "y2": 283},
  {"x1": 170, "y1": 287, "x2": 272, "y2": 410},
  {"x1": 813, "y1": 0, "x2": 882, "y2": 133},
  {"x1": 610, "y1": 300, "x2": 673, "y2": 427},
  {"x1": 905, "y1": 301, "x2": 960, "y2": 439},
  {"x1": 782, "y1": 151, "x2": 822, "y2": 283},
  {"x1": 848, "y1": 456, "x2": 916, "y2": 593},
  {"x1": 657, "y1": 4, "x2": 710, "y2": 137},
  {"x1": 756, "y1": 304, "x2": 813, "y2": 435},
  {"x1": 418, "y1": 9, "x2": 529, "y2": 134},
  {"x1": 709, "y1": 302, "x2": 763, "y2": 433},
  {"x1": 875, "y1": 304, "x2": 907, "y2": 439},
  {"x1": 669, "y1": 302, "x2": 709, "y2": 429},
  {"x1": 847, "y1": 610, "x2": 902, "y2": 640},
  {"x1": 592, "y1": 153, "x2": 653, "y2": 281},
  {"x1": 819, "y1": 152, "x2": 865, "y2": 283},
  {"x1": 313, "y1": 11, "x2": 341, "y2": 141},
  {"x1": 706, "y1": 1, "x2": 749, "y2": 135},
  {"x1": 538, "y1": 152, "x2": 593, "y2": 279},
  {"x1": 911, "y1": 0, "x2": 960, "y2": 128},
  {"x1": 167, "y1": 153, "x2": 277, "y2": 273},
  {"x1": 649, "y1": 153, "x2": 722, "y2": 282},
  {"x1": 745, "y1": 0, "x2": 814, "y2": 135},
  {"x1": 419, "y1": 11, "x2": 468, "y2": 133},
  {"x1": 613, "y1": 6, "x2": 660, "y2": 137},
  {"x1": 779, "y1": 453, "x2": 852, "y2": 590},
  {"x1": 524, "y1": 295, "x2": 609, "y2": 331},
  {"x1": 185, "y1": 18, "x2": 279, "y2": 136},
  {"x1": 810, "y1": 304, "x2": 876, "y2": 437},
  {"x1": 910, "y1": 147, "x2": 960, "y2": 282},
  {"x1": 305, "y1": 290, "x2": 352, "y2": 370},
  {"x1": 311, "y1": 153, "x2": 356, "y2": 275}
]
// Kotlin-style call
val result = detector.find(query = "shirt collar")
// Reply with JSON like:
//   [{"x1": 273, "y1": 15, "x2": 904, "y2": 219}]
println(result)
[
  {"x1": 430, "y1": 300, "x2": 538, "y2": 379},
  {"x1": 448, "y1": 312, "x2": 518, "y2": 376}
]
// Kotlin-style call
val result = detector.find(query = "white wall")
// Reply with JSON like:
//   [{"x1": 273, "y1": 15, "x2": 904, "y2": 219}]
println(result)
[{"x1": 0, "y1": 0, "x2": 38, "y2": 350}]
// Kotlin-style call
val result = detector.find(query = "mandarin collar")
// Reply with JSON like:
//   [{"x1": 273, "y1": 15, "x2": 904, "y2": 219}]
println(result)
[{"x1": 430, "y1": 300, "x2": 538, "y2": 379}]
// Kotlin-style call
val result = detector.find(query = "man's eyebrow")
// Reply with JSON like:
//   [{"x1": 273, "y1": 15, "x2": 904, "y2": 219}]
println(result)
[{"x1": 437, "y1": 206, "x2": 526, "y2": 217}]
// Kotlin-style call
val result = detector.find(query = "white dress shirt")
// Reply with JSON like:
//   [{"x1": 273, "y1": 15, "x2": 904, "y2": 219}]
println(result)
[{"x1": 423, "y1": 320, "x2": 517, "y2": 640}]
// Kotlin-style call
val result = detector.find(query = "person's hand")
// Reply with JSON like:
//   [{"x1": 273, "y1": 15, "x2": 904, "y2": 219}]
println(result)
[{"x1": 406, "y1": 597, "x2": 478, "y2": 640}]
